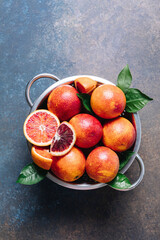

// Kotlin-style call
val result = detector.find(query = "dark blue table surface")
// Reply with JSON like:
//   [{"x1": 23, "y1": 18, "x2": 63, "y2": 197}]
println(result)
[{"x1": 0, "y1": 1, "x2": 160, "y2": 239}]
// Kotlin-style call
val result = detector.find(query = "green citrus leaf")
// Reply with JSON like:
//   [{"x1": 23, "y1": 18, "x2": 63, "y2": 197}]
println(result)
[
  {"x1": 118, "y1": 151, "x2": 135, "y2": 171},
  {"x1": 117, "y1": 65, "x2": 132, "y2": 93},
  {"x1": 108, "y1": 173, "x2": 131, "y2": 189},
  {"x1": 125, "y1": 88, "x2": 153, "y2": 113},
  {"x1": 16, "y1": 163, "x2": 48, "y2": 185},
  {"x1": 77, "y1": 93, "x2": 94, "y2": 114}
]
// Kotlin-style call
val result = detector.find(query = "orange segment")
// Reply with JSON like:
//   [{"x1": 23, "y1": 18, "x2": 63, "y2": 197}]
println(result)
[
  {"x1": 74, "y1": 77, "x2": 97, "y2": 94},
  {"x1": 23, "y1": 110, "x2": 60, "y2": 146},
  {"x1": 50, "y1": 121, "x2": 76, "y2": 156},
  {"x1": 31, "y1": 145, "x2": 53, "y2": 170}
]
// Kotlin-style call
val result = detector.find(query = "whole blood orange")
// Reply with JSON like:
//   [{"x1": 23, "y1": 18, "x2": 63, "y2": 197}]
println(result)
[
  {"x1": 102, "y1": 117, "x2": 136, "y2": 152},
  {"x1": 69, "y1": 113, "x2": 103, "y2": 148},
  {"x1": 23, "y1": 110, "x2": 60, "y2": 146},
  {"x1": 47, "y1": 85, "x2": 81, "y2": 121},
  {"x1": 51, "y1": 147, "x2": 86, "y2": 182},
  {"x1": 50, "y1": 121, "x2": 76, "y2": 156},
  {"x1": 86, "y1": 146, "x2": 119, "y2": 183},
  {"x1": 31, "y1": 145, "x2": 53, "y2": 170},
  {"x1": 90, "y1": 84, "x2": 126, "y2": 119}
]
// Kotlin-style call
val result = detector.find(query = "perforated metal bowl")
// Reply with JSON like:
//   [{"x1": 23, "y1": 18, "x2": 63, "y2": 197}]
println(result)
[{"x1": 25, "y1": 73, "x2": 145, "y2": 191}]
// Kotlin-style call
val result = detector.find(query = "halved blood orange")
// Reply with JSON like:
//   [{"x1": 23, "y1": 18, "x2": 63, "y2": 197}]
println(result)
[
  {"x1": 31, "y1": 145, "x2": 53, "y2": 170},
  {"x1": 50, "y1": 121, "x2": 76, "y2": 156},
  {"x1": 23, "y1": 110, "x2": 60, "y2": 146}
]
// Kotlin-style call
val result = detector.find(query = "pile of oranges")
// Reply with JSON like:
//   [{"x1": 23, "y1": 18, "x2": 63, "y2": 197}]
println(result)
[{"x1": 23, "y1": 77, "x2": 136, "y2": 184}]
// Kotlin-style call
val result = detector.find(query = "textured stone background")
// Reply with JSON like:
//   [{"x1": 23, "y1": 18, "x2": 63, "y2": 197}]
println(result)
[{"x1": 0, "y1": 0, "x2": 160, "y2": 239}]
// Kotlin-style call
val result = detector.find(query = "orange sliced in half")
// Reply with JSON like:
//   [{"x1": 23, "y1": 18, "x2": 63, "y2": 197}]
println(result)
[
  {"x1": 31, "y1": 145, "x2": 53, "y2": 170},
  {"x1": 50, "y1": 121, "x2": 76, "y2": 156},
  {"x1": 23, "y1": 110, "x2": 60, "y2": 146}
]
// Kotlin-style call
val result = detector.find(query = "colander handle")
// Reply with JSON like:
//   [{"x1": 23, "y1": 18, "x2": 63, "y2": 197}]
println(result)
[
  {"x1": 110, "y1": 154, "x2": 145, "y2": 191},
  {"x1": 25, "y1": 73, "x2": 60, "y2": 107}
]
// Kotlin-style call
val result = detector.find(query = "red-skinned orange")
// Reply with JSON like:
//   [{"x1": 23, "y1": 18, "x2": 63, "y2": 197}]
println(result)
[
  {"x1": 90, "y1": 84, "x2": 126, "y2": 119},
  {"x1": 86, "y1": 146, "x2": 119, "y2": 183},
  {"x1": 102, "y1": 117, "x2": 136, "y2": 152},
  {"x1": 51, "y1": 147, "x2": 86, "y2": 182},
  {"x1": 69, "y1": 113, "x2": 103, "y2": 148},
  {"x1": 47, "y1": 85, "x2": 81, "y2": 121}
]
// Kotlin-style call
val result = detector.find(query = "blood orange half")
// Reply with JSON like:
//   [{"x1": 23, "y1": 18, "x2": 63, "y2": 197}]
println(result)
[
  {"x1": 50, "y1": 122, "x2": 76, "y2": 156},
  {"x1": 31, "y1": 145, "x2": 53, "y2": 170},
  {"x1": 23, "y1": 110, "x2": 60, "y2": 146}
]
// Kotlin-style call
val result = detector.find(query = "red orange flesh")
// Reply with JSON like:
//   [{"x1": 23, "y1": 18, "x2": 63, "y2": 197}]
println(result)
[
  {"x1": 74, "y1": 77, "x2": 97, "y2": 94},
  {"x1": 50, "y1": 121, "x2": 76, "y2": 156},
  {"x1": 23, "y1": 110, "x2": 60, "y2": 146}
]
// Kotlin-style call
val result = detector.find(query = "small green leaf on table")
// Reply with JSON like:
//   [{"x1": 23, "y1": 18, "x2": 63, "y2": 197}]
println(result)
[
  {"x1": 125, "y1": 88, "x2": 153, "y2": 113},
  {"x1": 117, "y1": 64, "x2": 132, "y2": 93},
  {"x1": 77, "y1": 93, "x2": 94, "y2": 114},
  {"x1": 119, "y1": 151, "x2": 135, "y2": 171},
  {"x1": 17, "y1": 163, "x2": 48, "y2": 185},
  {"x1": 108, "y1": 173, "x2": 131, "y2": 190}
]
